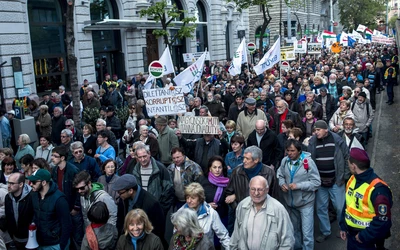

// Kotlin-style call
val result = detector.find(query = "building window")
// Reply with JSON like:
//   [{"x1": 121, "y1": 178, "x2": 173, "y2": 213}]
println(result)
[
  {"x1": 28, "y1": 0, "x2": 68, "y2": 93},
  {"x1": 255, "y1": 26, "x2": 270, "y2": 49}
]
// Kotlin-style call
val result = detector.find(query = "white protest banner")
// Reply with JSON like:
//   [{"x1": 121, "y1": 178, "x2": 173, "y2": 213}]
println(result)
[
  {"x1": 182, "y1": 51, "x2": 210, "y2": 63},
  {"x1": 280, "y1": 46, "x2": 295, "y2": 61},
  {"x1": 253, "y1": 37, "x2": 281, "y2": 75},
  {"x1": 356, "y1": 24, "x2": 366, "y2": 32},
  {"x1": 143, "y1": 87, "x2": 186, "y2": 116},
  {"x1": 159, "y1": 46, "x2": 175, "y2": 75},
  {"x1": 307, "y1": 43, "x2": 322, "y2": 54},
  {"x1": 174, "y1": 51, "x2": 207, "y2": 93},
  {"x1": 229, "y1": 38, "x2": 248, "y2": 76},
  {"x1": 340, "y1": 31, "x2": 348, "y2": 47},
  {"x1": 372, "y1": 36, "x2": 395, "y2": 45},
  {"x1": 178, "y1": 116, "x2": 220, "y2": 134}
]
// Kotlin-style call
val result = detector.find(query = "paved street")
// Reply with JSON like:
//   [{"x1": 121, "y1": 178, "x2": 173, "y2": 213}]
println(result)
[{"x1": 315, "y1": 86, "x2": 400, "y2": 249}]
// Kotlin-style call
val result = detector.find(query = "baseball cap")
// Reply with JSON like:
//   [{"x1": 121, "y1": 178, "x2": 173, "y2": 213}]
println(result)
[{"x1": 27, "y1": 169, "x2": 52, "y2": 182}]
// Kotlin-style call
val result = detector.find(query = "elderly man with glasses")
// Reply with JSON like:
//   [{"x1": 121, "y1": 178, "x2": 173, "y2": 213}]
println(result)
[
  {"x1": 60, "y1": 129, "x2": 74, "y2": 161},
  {"x1": 68, "y1": 141, "x2": 101, "y2": 182}
]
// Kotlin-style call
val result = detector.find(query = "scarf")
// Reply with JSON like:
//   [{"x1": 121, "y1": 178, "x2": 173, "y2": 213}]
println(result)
[
  {"x1": 105, "y1": 174, "x2": 114, "y2": 183},
  {"x1": 243, "y1": 162, "x2": 263, "y2": 180},
  {"x1": 226, "y1": 131, "x2": 235, "y2": 144},
  {"x1": 208, "y1": 172, "x2": 229, "y2": 203},
  {"x1": 86, "y1": 225, "x2": 99, "y2": 250},
  {"x1": 172, "y1": 232, "x2": 204, "y2": 250},
  {"x1": 130, "y1": 232, "x2": 145, "y2": 250}
]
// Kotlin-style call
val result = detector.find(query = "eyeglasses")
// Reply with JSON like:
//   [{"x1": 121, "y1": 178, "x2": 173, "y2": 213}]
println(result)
[
  {"x1": 75, "y1": 185, "x2": 87, "y2": 191},
  {"x1": 65, "y1": 124, "x2": 72, "y2": 127},
  {"x1": 250, "y1": 188, "x2": 266, "y2": 193},
  {"x1": 60, "y1": 136, "x2": 68, "y2": 138},
  {"x1": 31, "y1": 180, "x2": 42, "y2": 185},
  {"x1": 51, "y1": 154, "x2": 61, "y2": 158},
  {"x1": 73, "y1": 150, "x2": 83, "y2": 154}
]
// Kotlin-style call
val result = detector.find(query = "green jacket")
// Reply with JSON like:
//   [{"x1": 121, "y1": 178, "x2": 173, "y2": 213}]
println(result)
[{"x1": 157, "y1": 126, "x2": 179, "y2": 165}]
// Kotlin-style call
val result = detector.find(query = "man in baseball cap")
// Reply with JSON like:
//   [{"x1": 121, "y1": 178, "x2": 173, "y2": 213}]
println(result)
[{"x1": 28, "y1": 169, "x2": 72, "y2": 250}]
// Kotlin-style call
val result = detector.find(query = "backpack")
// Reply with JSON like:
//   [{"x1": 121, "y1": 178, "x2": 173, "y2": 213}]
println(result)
[{"x1": 351, "y1": 101, "x2": 369, "y2": 117}]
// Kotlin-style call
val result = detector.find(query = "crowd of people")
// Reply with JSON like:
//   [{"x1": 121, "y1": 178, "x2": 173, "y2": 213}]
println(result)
[{"x1": 0, "y1": 42, "x2": 395, "y2": 250}]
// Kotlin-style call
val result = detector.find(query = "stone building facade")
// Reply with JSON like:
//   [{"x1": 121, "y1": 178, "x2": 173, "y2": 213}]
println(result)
[
  {"x1": 248, "y1": 0, "x2": 341, "y2": 47},
  {"x1": 0, "y1": 0, "x2": 248, "y2": 101}
]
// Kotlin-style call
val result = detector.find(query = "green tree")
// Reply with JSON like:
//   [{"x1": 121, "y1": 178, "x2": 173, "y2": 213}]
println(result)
[
  {"x1": 139, "y1": 0, "x2": 197, "y2": 51},
  {"x1": 226, "y1": 0, "x2": 273, "y2": 56},
  {"x1": 338, "y1": 0, "x2": 386, "y2": 31}
]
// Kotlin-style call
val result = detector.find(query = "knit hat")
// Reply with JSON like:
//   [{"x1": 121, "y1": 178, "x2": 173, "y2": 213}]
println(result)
[
  {"x1": 155, "y1": 116, "x2": 167, "y2": 126},
  {"x1": 314, "y1": 120, "x2": 328, "y2": 129},
  {"x1": 358, "y1": 92, "x2": 367, "y2": 99},
  {"x1": 350, "y1": 148, "x2": 370, "y2": 163}
]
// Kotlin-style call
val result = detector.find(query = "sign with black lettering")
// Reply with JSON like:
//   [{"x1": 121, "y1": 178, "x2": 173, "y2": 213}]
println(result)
[
  {"x1": 178, "y1": 116, "x2": 220, "y2": 134},
  {"x1": 143, "y1": 87, "x2": 186, "y2": 117}
]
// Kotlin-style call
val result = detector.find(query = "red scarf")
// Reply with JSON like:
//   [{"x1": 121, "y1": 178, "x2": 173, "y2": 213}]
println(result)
[
  {"x1": 279, "y1": 109, "x2": 289, "y2": 133},
  {"x1": 86, "y1": 225, "x2": 99, "y2": 250}
]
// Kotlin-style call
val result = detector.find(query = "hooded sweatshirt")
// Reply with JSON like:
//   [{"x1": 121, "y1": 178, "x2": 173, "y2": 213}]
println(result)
[{"x1": 80, "y1": 182, "x2": 118, "y2": 227}]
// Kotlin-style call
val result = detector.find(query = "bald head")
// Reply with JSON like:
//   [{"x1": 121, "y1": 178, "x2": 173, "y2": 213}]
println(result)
[
  {"x1": 249, "y1": 175, "x2": 269, "y2": 189},
  {"x1": 255, "y1": 120, "x2": 267, "y2": 135}
]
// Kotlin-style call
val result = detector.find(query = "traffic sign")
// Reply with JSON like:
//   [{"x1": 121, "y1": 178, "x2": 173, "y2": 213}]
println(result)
[
  {"x1": 281, "y1": 61, "x2": 290, "y2": 71},
  {"x1": 148, "y1": 61, "x2": 163, "y2": 78},
  {"x1": 247, "y1": 42, "x2": 256, "y2": 52}
]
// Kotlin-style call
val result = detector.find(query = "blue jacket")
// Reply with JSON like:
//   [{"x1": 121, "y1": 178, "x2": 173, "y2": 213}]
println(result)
[
  {"x1": 0, "y1": 116, "x2": 11, "y2": 140},
  {"x1": 51, "y1": 162, "x2": 80, "y2": 211},
  {"x1": 225, "y1": 149, "x2": 244, "y2": 176},
  {"x1": 69, "y1": 155, "x2": 101, "y2": 182},
  {"x1": 96, "y1": 146, "x2": 116, "y2": 164},
  {"x1": 32, "y1": 182, "x2": 72, "y2": 250}
]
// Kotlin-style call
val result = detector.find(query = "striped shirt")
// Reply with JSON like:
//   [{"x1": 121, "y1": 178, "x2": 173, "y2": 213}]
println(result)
[
  {"x1": 140, "y1": 163, "x2": 153, "y2": 191},
  {"x1": 315, "y1": 133, "x2": 336, "y2": 179}
]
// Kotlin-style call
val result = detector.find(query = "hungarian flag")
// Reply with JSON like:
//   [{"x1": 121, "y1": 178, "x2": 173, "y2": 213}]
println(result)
[
  {"x1": 365, "y1": 28, "x2": 373, "y2": 36},
  {"x1": 322, "y1": 30, "x2": 336, "y2": 39}
]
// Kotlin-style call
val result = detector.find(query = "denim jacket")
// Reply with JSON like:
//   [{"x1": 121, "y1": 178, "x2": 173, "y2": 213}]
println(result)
[{"x1": 225, "y1": 149, "x2": 244, "y2": 176}]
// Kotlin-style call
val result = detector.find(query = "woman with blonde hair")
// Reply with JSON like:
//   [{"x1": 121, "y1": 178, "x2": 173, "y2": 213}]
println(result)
[
  {"x1": 116, "y1": 208, "x2": 163, "y2": 250},
  {"x1": 36, "y1": 104, "x2": 52, "y2": 137},
  {"x1": 329, "y1": 99, "x2": 355, "y2": 133}
]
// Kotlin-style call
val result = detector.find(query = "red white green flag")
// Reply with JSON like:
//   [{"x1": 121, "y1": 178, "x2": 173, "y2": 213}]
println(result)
[
  {"x1": 322, "y1": 30, "x2": 336, "y2": 39},
  {"x1": 365, "y1": 28, "x2": 373, "y2": 36}
]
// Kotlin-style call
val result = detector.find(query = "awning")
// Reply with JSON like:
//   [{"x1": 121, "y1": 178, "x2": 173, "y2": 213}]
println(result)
[{"x1": 83, "y1": 19, "x2": 207, "y2": 31}]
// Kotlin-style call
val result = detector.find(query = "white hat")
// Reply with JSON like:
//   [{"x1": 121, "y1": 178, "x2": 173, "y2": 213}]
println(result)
[{"x1": 7, "y1": 110, "x2": 15, "y2": 116}]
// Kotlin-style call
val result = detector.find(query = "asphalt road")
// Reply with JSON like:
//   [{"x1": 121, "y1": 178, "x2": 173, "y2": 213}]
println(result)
[{"x1": 315, "y1": 86, "x2": 400, "y2": 250}]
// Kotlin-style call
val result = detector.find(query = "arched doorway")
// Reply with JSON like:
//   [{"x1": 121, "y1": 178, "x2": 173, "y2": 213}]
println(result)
[
  {"x1": 90, "y1": 0, "x2": 124, "y2": 84},
  {"x1": 196, "y1": 1, "x2": 208, "y2": 52},
  {"x1": 28, "y1": 0, "x2": 68, "y2": 93}
]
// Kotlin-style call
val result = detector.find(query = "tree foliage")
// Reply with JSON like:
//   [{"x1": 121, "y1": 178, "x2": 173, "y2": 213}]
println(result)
[
  {"x1": 338, "y1": 0, "x2": 386, "y2": 31},
  {"x1": 226, "y1": 0, "x2": 273, "y2": 57},
  {"x1": 389, "y1": 15, "x2": 398, "y2": 29},
  {"x1": 139, "y1": 0, "x2": 196, "y2": 51}
]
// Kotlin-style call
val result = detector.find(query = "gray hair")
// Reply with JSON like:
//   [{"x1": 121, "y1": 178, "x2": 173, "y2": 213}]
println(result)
[
  {"x1": 59, "y1": 85, "x2": 65, "y2": 91},
  {"x1": 171, "y1": 208, "x2": 204, "y2": 237},
  {"x1": 70, "y1": 141, "x2": 83, "y2": 151},
  {"x1": 126, "y1": 122, "x2": 135, "y2": 130},
  {"x1": 135, "y1": 144, "x2": 151, "y2": 155},
  {"x1": 19, "y1": 134, "x2": 31, "y2": 144},
  {"x1": 61, "y1": 129, "x2": 73, "y2": 138},
  {"x1": 66, "y1": 119, "x2": 74, "y2": 126},
  {"x1": 305, "y1": 91, "x2": 315, "y2": 97},
  {"x1": 96, "y1": 119, "x2": 106, "y2": 126},
  {"x1": 199, "y1": 105, "x2": 209, "y2": 113},
  {"x1": 139, "y1": 125, "x2": 148, "y2": 134},
  {"x1": 244, "y1": 146, "x2": 263, "y2": 162},
  {"x1": 39, "y1": 105, "x2": 48, "y2": 111},
  {"x1": 54, "y1": 106, "x2": 63, "y2": 113},
  {"x1": 249, "y1": 175, "x2": 270, "y2": 189},
  {"x1": 278, "y1": 100, "x2": 289, "y2": 108},
  {"x1": 132, "y1": 141, "x2": 146, "y2": 150}
]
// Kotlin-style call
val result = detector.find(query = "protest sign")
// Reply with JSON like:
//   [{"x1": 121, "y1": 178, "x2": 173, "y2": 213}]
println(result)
[
  {"x1": 280, "y1": 46, "x2": 295, "y2": 61},
  {"x1": 307, "y1": 43, "x2": 322, "y2": 54},
  {"x1": 143, "y1": 87, "x2": 186, "y2": 117},
  {"x1": 178, "y1": 116, "x2": 220, "y2": 134}
]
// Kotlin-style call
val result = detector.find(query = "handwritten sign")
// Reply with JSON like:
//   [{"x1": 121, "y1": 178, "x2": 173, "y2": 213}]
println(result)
[
  {"x1": 143, "y1": 87, "x2": 186, "y2": 117},
  {"x1": 280, "y1": 46, "x2": 295, "y2": 61},
  {"x1": 178, "y1": 116, "x2": 220, "y2": 134}
]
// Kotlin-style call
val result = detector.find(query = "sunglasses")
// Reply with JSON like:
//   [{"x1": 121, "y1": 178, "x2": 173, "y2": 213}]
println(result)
[
  {"x1": 31, "y1": 180, "x2": 42, "y2": 185},
  {"x1": 75, "y1": 185, "x2": 87, "y2": 191}
]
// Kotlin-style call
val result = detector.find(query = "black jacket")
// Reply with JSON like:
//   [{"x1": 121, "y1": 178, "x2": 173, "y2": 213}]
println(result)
[
  {"x1": 247, "y1": 129, "x2": 282, "y2": 168},
  {"x1": 116, "y1": 188, "x2": 166, "y2": 246},
  {"x1": 315, "y1": 93, "x2": 337, "y2": 122},
  {"x1": 298, "y1": 101, "x2": 324, "y2": 120},
  {"x1": 5, "y1": 184, "x2": 34, "y2": 240},
  {"x1": 228, "y1": 104, "x2": 245, "y2": 122},
  {"x1": 106, "y1": 115, "x2": 122, "y2": 139},
  {"x1": 32, "y1": 182, "x2": 72, "y2": 250},
  {"x1": 272, "y1": 109, "x2": 304, "y2": 135},
  {"x1": 82, "y1": 134, "x2": 97, "y2": 157},
  {"x1": 51, "y1": 115, "x2": 66, "y2": 145},
  {"x1": 51, "y1": 162, "x2": 80, "y2": 211},
  {"x1": 116, "y1": 233, "x2": 163, "y2": 250}
]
